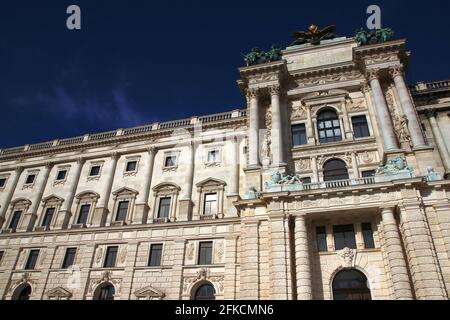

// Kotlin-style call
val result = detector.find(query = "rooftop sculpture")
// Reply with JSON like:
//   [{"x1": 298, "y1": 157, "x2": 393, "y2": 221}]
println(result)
[
  {"x1": 243, "y1": 45, "x2": 282, "y2": 66},
  {"x1": 291, "y1": 24, "x2": 336, "y2": 46},
  {"x1": 354, "y1": 27, "x2": 394, "y2": 46}
]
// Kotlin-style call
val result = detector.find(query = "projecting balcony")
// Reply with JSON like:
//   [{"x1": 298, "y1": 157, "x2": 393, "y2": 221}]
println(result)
[{"x1": 265, "y1": 177, "x2": 376, "y2": 193}]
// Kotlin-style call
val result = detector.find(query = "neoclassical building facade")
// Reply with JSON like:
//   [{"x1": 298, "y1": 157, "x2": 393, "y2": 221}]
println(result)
[{"x1": 0, "y1": 31, "x2": 450, "y2": 300}]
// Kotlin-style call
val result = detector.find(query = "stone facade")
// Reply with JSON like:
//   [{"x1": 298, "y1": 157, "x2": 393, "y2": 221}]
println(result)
[{"x1": 0, "y1": 34, "x2": 450, "y2": 300}]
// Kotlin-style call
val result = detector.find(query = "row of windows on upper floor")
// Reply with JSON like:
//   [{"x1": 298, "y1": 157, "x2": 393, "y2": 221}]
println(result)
[
  {"x1": 291, "y1": 111, "x2": 371, "y2": 147},
  {"x1": 0, "y1": 241, "x2": 215, "y2": 271},
  {"x1": 0, "y1": 149, "x2": 222, "y2": 190}
]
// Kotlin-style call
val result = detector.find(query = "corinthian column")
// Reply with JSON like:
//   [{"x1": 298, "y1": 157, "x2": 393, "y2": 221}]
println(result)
[
  {"x1": 367, "y1": 70, "x2": 399, "y2": 151},
  {"x1": 247, "y1": 88, "x2": 260, "y2": 168},
  {"x1": 270, "y1": 85, "x2": 284, "y2": 167},
  {"x1": 56, "y1": 158, "x2": 85, "y2": 229},
  {"x1": 93, "y1": 152, "x2": 119, "y2": 227},
  {"x1": 294, "y1": 215, "x2": 312, "y2": 299},
  {"x1": 380, "y1": 207, "x2": 413, "y2": 299},
  {"x1": 134, "y1": 147, "x2": 156, "y2": 224},
  {"x1": 21, "y1": 163, "x2": 53, "y2": 231},
  {"x1": 0, "y1": 166, "x2": 23, "y2": 229},
  {"x1": 426, "y1": 109, "x2": 450, "y2": 175},
  {"x1": 390, "y1": 66, "x2": 426, "y2": 148}
]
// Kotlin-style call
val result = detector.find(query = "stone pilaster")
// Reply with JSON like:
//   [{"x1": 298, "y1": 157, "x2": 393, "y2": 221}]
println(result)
[
  {"x1": 169, "y1": 240, "x2": 186, "y2": 299},
  {"x1": 380, "y1": 207, "x2": 414, "y2": 299},
  {"x1": 294, "y1": 215, "x2": 312, "y2": 300},
  {"x1": 223, "y1": 235, "x2": 238, "y2": 299},
  {"x1": 311, "y1": 156, "x2": 319, "y2": 183},
  {"x1": 93, "y1": 153, "x2": 119, "y2": 227},
  {"x1": 240, "y1": 220, "x2": 260, "y2": 299},
  {"x1": 134, "y1": 147, "x2": 156, "y2": 224},
  {"x1": 351, "y1": 152, "x2": 359, "y2": 179},
  {"x1": 0, "y1": 166, "x2": 23, "y2": 229},
  {"x1": 75, "y1": 244, "x2": 96, "y2": 300},
  {"x1": 36, "y1": 246, "x2": 57, "y2": 299},
  {"x1": 247, "y1": 88, "x2": 260, "y2": 168},
  {"x1": 226, "y1": 136, "x2": 240, "y2": 218},
  {"x1": 56, "y1": 158, "x2": 85, "y2": 230},
  {"x1": 269, "y1": 213, "x2": 289, "y2": 299},
  {"x1": 390, "y1": 66, "x2": 427, "y2": 148},
  {"x1": 178, "y1": 142, "x2": 195, "y2": 221},
  {"x1": 118, "y1": 242, "x2": 139, "y2": 299},
  {"x1": 367, "y1": 70, "x2": 399, "y2": 151},
  {"x1": 426, "y1": 109, "x2": 450, "y2": 176},
  {"x1": 399, "y1": 202, "x2": 448, "y2": 299}
]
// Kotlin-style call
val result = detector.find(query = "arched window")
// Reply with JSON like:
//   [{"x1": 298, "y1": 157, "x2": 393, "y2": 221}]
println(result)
[
  {"x1": 332, "y1": 269, "x2": 371, "y2": 300},
  {"x1": 194, "y1": 283, "x2": 216, "y2": 300},
  {"x1": 323, "y1": 159, "x2": 349, "y2": 182},
  {"x1": 317, "y1": 109, "x2": 342, "y2": 143},
  {"x1": 13, "y1": 284, "x2": 32, "y2": 300},
  {"x1": 94, "y1": 283, "x2": 115, "y2": 300}
]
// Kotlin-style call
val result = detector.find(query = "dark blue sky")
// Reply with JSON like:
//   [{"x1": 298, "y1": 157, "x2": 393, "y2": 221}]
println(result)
[{"x1": 0, "y1": 0, "x2": 449, "y2": 149}]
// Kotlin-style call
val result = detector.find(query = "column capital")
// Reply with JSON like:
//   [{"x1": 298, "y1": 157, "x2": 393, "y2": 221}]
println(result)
[
  {"x1": 14, "y1": 165, "x2": 24, "y2": 173},
  {"x1": 147, "y1": 146, "x2": 157, "y2": 156},
  {"x1": 366, "y1": 69, "x2": 380, "y2": 81},
  {"x1": 388, "y1": 65, "x2": 404, "y2": 78},
  {"x1": 110, "y1": 152, "x2": 120, "y2": 160},
  {"x1": 269, "y1": 84, "x2": 280, "y2": 96},
  {"x1": 44, "y1": 162, "x2": 54, "y2": 169},
  {"x1": 361, "y1": 81, "x2": 371, "y2": 93},
  {"x1": 246, "y1": 87, "x2": 259, "y2": 102},
  {"x1": 76, "y1": 157, "x2": 86, "y2": 165}
]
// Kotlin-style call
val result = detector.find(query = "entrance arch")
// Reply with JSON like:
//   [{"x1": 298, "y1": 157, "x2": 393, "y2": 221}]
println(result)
[
  {"x1": 192, "y1": 282, "x2": 216, "y2": 300},
  {"x1": 332, "y1": 269, "x2": 371, "y2": 300},
  {"x1": 12, "y1": 284, "x2": 32, "y2": 300},
  {"x1": 93, "y1": 282, "x2": 115, "y2": 300}
]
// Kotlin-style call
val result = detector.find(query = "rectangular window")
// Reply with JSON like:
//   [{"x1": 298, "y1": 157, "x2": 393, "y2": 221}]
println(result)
[
  {"x1": 115, "y1": 201, "x2": 129, "y2": 222},
  {"x1": 0, "y1": 178, "x2": 6, "y2": 188},
  {"x1": 41, "y1": 208, "x2": 55, "y2": 228},
  {"x1": 203, "y1": 193, "x2": 217, "y2": 216},
  {"x1": 56, "y1": 170, "x2": 67, "y2": 181},
  {"x1": 352, "y1": 116, "x2": 370, "y2": 138},
  {"x1": 362, "y1": 170, "x2": 376, "y2": 178},
  {"x1": 25, "y1": 250, "x2": 40, "y2": 270},
  {"x1": 148, "y1": 244, "x2": 163, "y2": 267},
  {"x1": 292, "y1": 124, "x2": 307, "y2": 146},
  {"x1": 198, "y1": 241, "x2": 213, "y2": 265},
  {"x1": 25, "y1": 174, "x2": 36, "y2": 184},
  {"x1": 164, "y1": 156, "x2": 177, "y2": 167},
  {"x1": 125, "y1": 161, "x2": 137, "y2": 172},
  {"x1": 157, "y1": 197, "x2": 171, "y2": 219},
  {"x1": 89, "y1": 166, "x2": 101, "y2": 177},
  {"x1": 104, "y1": 246, "x2": 119, "y2": 268},
  {"x1": 0, "y1": 251, "x2": 4, "y2": 265},
  {"x1": 362, "y1": 223, "x2": 375, "y2": 249},
  {"x1": 207, "y1": 150, "x2": 219, "y2": 162},
  {"x1": 9, "y1": 210, "x2": 22, "y2": 230},
  {"x1": 77, "y1": 204, "x2": 91, "y2": 225},
  {"x1": 316, "y1": 226, "x2": 328, "y2": 252},
  {"x1": 62, "y1": 248, "x2": 77, "y2": 269},
  {"x1": 333, "y1": 224, "x2": 356, "y2": 250},
  {"x1": 301, "y1": 177, "x2": 312, "y2": 184}
]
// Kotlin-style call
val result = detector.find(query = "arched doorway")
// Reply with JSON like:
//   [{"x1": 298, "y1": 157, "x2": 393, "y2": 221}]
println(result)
[
  {"x1": 193, "y1": 283, "x2": 216, "y2": 300},
  {"x1": 93, "y1": 283, "x2": 115, "y2": 300},
  {"x1": 12, "y1": 284, "x2": 32, "y2": 300},
  {"x1": 332, "y1": 269, "x2": 372, "y2": 300},
  {"x1": 323, "y1": 159, "x2": 349, "y2": 182}
]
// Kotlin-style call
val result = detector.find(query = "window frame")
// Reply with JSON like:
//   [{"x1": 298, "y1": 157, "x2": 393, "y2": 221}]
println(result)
[
  {"x1": 0, "y1": 250, "x2": 4, "y2": 266},
  {"x1": 115, "y1": 200, "x2": 129, "y2": 223},
  {"x1": 317, "y1": 109, "x2": 342, "y2": 144},
  {"x1": 77, "y1": 204, "x2": 92, "y2": 225},
  {"x1": 25, "y1": 249, "x2": 40, "y2": 270},
  {"x1": 198, "y1": 241, "x2": 213, "y2": 265},
  {"x1": 41, "y1": 207, "x2": 55, "y2": 228},
  {"x1": 9, "y1": 210, "x2": 23, "y2": 231},
  {"x1": 148, "y1": 243, "x2": 163, "y2": 267},
  {"x1": 162, "y1": 150, "x2": 180, "y2": 172},
  {"x1": 361, "y1": 222, "x2": 375, "y2": 249},
  {"x1": 152, "y1": 182, "x2": 180, "y2": 223},
  {"x1": 123, "y1": 156, "x2": 141, "y2": 176},
  {"x1": 0, "y1": 175, "x2": 9, "y2": 189},
  {"x1": 61, "y1": 247, "x2": 77, "y2": 269},
  {"x1": 333, "y1": 224, "x2": 357, "y2": 250},
  {"x1": 103, "y1": 246, "x2": 119, "y2": 268},
  {"x1": 203, "y1": 193, "x2": 218, "y2": 216},
  {"x1": 316, "y1": 226, "x2": 328, "y2": 252},
  {"x1": 157, "y1": 197, "x2": 171, "y2": 219},
  {"x1": 351, "y1": 115, "x2": 371, "y2": 139},
  {"x1": 291, "y1": 123, "x2": 308, "y2": 147}
]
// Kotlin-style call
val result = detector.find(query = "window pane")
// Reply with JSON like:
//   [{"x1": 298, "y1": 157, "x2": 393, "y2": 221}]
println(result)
[
  {"x1": 126, "y1": 161, "x2": 137, "y2": 172},
  {"x1": 56, "y1": 170, "x2": 67, "y2": 181},
  {"x1": 62, "y1": 248, "x2": 77, "y2": 269},
  {"x1": 362, "y1": 170, "x2": 375, "y2": 178},
  {"x1": 318, "y1": 109, "x2": 342, "y2": 144},
  {"x1": 0, "y1": 178, "x2": 6, "y2": 188},
  {"x1": 77, "y1": 204, "x2": 91, "y2": 225},
  {"x1": 316, "y1": 226, "x2": 328, "y2": 252},
  {"x1": 333, "y1": 225, "x2": 356, "y2": 250},
  {"x1": 292, "y1": 124, "x2": 307, "y2": 146},
  {"x1": 104, "y1": 246, "x2": 118, "y2": 268},
  {"x1": 89, "y1": 166, "x2": 100, "y2": 176},
  {"x1": 25, "y1": 250, "x2": 40, "y2": 270},
  {"x1": 362, "y1": 223, "x2": 375, "y2": 249},
  {"x1": 42, "y1": 208, "x2": 55, "y2": 228},
  {"x1": 26, "y1": 174, "x2": 36, "y2": 184},
  {"x1": 352, "y1": 116, "x2": 370, "y2": 138},
  {"x1": 198, "y1": 242, "x2": 213, "y2": 265},
  {"x1": 208, "y1": 150, "x2": 218, "y2": 162},
  {"x1": 116, "y1": 201, "x2": 129, "y2": 222},
  {"x1": 9, "y1": 211, "x2": 22, "y2": 230},
  {"x1": 158, "y1": 197, "x2": 171, "y2": 218},
  {"x1": 323, "y1": 159, "x2": 349, "y2": 182},
  {"x1": 148, "y1": 244, "x2": 163, "y2": 267},
  {"x1": 0, "y1": 251, "x2": 4, "y2": 264},
  {"x1": 165, "y1": 156, "x2": 176, "y2": 167},
  {"x1": 204, "y1": 193, "x2": 217, "y2": 215}
]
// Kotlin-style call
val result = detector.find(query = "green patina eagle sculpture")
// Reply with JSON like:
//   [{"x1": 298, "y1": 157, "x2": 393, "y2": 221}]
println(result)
[{"x1": 291, "y1": 24, "x2": 337, "y2": 46}]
